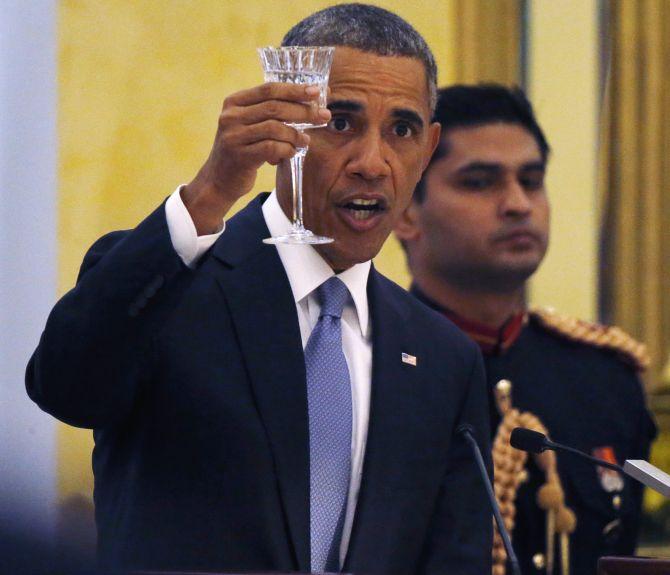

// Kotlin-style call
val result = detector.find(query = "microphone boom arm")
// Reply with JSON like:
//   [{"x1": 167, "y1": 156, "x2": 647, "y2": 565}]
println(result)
[
  {"x1": 544, "y1": 439, "x2": 625, "y2": 474},
  {"x1": 459, "y1": 425, "x2": 522, "y2": 575}
]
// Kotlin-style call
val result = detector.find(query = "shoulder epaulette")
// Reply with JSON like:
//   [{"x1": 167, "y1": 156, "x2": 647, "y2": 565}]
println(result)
[{"x1": 529, "y1": 306, "x2": 650, "y2": 372}]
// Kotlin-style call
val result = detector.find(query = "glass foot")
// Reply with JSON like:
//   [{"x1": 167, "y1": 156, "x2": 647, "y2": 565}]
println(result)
[{"x1": 263, "y1": 229, "x2": 333, "y2": 245}]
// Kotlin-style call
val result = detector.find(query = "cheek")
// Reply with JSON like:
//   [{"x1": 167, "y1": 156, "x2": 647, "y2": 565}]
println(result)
[
  {"x1": 303, "y1": 156, "x2": 337, "y2": 203},
  {"x1": 420, "y1": 200, "x2": 492, "y2": 250},
  {"x1": 534, "y1": 197, "x2": 551, "y2": 236},
  {"x1": 424, "y1": 196, "x2": 482, "y2": 229},
  {"x1": 541, "y1": 199, "x2": 551, "y2": 223},
  {"x1": 396, "y1": 150, "x2": 427, "y2": 192}
]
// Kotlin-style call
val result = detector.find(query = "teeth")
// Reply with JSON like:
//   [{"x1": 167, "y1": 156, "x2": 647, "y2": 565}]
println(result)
[
  {"x1": 351, "y1": 209, "x2": 374, "y2": 220},
  {"x1": 351, "y1": 198, "x2": 379, "y2": 206}
]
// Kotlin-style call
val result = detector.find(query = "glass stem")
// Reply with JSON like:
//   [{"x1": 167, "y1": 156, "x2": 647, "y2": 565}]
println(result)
[{"x1": 290, "y1": 141, "x2": 308, "y2": 232}]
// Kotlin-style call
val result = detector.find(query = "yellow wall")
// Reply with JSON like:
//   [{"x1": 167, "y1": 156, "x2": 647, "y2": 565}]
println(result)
[
  {"x1": 58, "y1": 0, "x2": 455, "y2": 506},
  {"x1": 525, "y1": 0, "x2": 600, "y2": 320}
]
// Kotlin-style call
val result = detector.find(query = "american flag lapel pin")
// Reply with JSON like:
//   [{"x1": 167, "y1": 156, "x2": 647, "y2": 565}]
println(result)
[{"x1": 401, "y1": 352, "x2": 417, "y2": 366}]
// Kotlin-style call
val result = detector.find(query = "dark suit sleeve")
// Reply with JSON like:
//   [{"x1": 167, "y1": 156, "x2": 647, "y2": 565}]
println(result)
[
  {"x1": 26, "y1": 203, "x2": 187, "y2": 429},
  {"x1": 419, "y1": 349, "x2": 493, "y2": 575}
]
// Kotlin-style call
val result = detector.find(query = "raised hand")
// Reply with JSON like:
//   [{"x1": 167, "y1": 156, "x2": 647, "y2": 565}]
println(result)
[{"x1": 182, "y1": 82, "x2": 331, "y2": 235}]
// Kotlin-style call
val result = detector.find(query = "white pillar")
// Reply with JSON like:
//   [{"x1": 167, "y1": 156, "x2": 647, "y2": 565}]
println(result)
[{"x1": 0, "y1": 1, "x2": 58, "y2": 535}]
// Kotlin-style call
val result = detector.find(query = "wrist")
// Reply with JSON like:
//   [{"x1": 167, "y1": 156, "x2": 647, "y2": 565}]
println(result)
[{"x1": 181, "y1": 178, "x2": 235, "y2": 235}]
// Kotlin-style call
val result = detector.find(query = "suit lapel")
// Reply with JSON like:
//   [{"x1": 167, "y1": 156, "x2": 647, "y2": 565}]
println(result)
[
  {"x1": 344, "y1": 269, "x2": 424, "y2": 571},
  {"x1": 209, "y1": 195, "x2": 310, "y2": 572}
]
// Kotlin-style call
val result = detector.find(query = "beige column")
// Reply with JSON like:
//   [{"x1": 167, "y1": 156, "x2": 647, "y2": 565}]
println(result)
[{"x1": 525, "y1": 0, "x2": 600, "y2": 320}]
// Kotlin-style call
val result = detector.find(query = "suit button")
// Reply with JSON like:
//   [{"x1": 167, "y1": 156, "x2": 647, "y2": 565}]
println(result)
[
  {"x1": 144, "y1": 275, "x2": 165, "y2": 298},
  {"x1": 129, "y1": 294, "x2": 148, "y2": 316},
  {"x1": 144, "y1": 285, "x2": 158, "y2": 298},
  {"x1": 532, "y1": 553, "x2": 545, "y2": 570},
  {"x1": 151, "y1": 274, "x2": 165, "y2": 289}
]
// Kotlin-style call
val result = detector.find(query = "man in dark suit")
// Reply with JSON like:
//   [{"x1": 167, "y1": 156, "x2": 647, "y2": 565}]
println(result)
[
  {"x1": 27, "y1": 5, "x2": 492, "y2": 574},
  {"x1": 395, "y1": 84, "x2": 656, "y2": 574}
]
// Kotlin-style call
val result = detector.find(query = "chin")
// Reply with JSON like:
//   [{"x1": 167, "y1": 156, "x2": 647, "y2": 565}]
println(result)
[
  {"x1": 498, "y1": 261, "x2": 541, "y2": 285},
  {"x1": 317, "y1": 241, "x2": 378, "y2": 271},
  {"x1": 515, "y1": 255, "x2": 543, "y2": 271}
]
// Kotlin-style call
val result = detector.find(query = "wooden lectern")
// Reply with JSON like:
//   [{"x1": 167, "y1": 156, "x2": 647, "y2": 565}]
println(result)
[{"x1": 598, "y1": 556, "x2": 670, "y2": 575}]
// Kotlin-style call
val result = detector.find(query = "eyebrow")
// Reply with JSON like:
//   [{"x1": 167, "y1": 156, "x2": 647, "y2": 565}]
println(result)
[
  {"x1": 327, "y1": 100, "x2": 425, "y2": 128},
  {"x1": 457, "y1": 160, "x2": 546, "y2": 174},
  {"x1": 327, "y1": 100, "x2": 363, "y2": 113},
  {"x1": 392, "y1": 108, "x2": 424, "y2": 128},
  {"x1": 520, "y1": 161, "x2": 546, "y2": 171},
  {"x1": 457, "y1": 162, "x2": 502, "y2": 175}
]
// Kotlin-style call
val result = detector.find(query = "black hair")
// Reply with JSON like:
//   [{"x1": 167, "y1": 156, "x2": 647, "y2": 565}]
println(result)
[
  {"x1": 282, "y1": 3, "x2": 437, "y2": 110},
  {"x1": 413, "y1": 84, "x2": 550, "y2": 202}
]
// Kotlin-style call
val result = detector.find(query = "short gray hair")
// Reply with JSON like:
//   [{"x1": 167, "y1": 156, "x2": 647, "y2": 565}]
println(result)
[{"x1": 282, "y1": 3, "x2": 437, "y2": 111}]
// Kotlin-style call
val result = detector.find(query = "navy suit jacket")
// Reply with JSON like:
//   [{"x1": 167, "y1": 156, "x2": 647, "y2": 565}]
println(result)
[{"x1": 27, "y1": 194, "x2": 492, "y2": 574}]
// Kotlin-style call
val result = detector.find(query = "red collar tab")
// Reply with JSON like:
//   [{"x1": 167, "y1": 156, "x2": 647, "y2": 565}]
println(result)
[{"x1": 441, "y1": 309, "x2": 527, "y2": 355}]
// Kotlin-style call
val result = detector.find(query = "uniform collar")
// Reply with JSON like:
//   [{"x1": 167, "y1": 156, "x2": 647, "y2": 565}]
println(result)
[
  {"x1": 263, "y1": 190, "x2": 371, "y2": 337},
  {"x1": 410, "y1": 284, "x2": 526, "y2": 355}
]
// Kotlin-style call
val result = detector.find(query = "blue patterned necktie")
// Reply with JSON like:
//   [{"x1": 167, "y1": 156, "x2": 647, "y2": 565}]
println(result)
[{"x1": 305, "y1": 276, "x2": 352, "y2": 573}]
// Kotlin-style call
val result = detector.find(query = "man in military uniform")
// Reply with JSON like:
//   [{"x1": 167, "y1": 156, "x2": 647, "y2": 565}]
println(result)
[{"x1": 395, "y1": 84, "x2": 656, "y2": 575}]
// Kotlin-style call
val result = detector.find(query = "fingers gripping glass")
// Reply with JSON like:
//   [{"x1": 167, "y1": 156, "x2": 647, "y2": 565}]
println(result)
[{"x1": 258, "y1": 46, "x2": 335, "y2": 245}]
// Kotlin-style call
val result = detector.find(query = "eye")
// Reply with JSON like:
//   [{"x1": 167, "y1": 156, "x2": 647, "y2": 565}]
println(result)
[
  {"x1": 460, "y1": 176, "x2": 494, "y2": 191},
  {"x1": 328, "y1": 116, "x2": 351, "y2": 132},
  {"x1": 393, "y1": 122, "x2": 414, "y2": 138},
  {"x1": 519, "y1": 172, "x2": 545, "y2": 191}
]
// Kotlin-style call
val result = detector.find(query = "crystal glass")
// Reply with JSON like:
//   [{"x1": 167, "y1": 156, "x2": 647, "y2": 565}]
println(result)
[{"x1": 258, "y1": 46, "x2": 335, "y2": 245}]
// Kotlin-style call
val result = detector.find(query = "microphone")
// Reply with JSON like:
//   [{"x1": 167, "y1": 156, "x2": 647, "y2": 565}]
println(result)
[
  {"x1": 456, "y1": 423, "x2": 522, "y2": 575},
  {"x1": 511, "y1": 428, "x2": 670, "y2": 500},
  {"x1": 508, "y1": 428, "x2": 546, "y2": 454},
  {"x1": 510, "y1": 428, "x2": 625, "y2": 474}
]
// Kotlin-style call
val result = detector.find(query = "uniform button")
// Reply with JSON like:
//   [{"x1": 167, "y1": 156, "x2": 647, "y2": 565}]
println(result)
[
  {"x1": 603, "y1": 518, "x2": 623, "y2": 544},
  {"x1": 532, "y1": 553, "x2": 546, "y2": 570},
  {"x1": 613, "y1": 495, "x2": 622, "y2": 510},
  {"x1": 517, "y1": 469, "x2": 529, "y2": 484},
  {"x1": 496, "y1": 379, "x2": 512, "y2": 394}
]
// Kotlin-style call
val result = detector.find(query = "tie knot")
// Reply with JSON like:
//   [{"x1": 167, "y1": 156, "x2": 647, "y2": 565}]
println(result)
[{"x1": 317, "y1": 277, "x2": 349, "y2": 319}]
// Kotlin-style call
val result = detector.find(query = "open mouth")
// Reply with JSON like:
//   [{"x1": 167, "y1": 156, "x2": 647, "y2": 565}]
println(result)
[{"x1": 341, "y1": 198, "x2": 387, "y2": 220}]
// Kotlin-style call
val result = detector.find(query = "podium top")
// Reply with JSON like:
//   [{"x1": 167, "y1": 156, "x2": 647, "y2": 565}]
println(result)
[
  {"x1": 598, "y1": 557, "x2": 670, "y2": 575},
  {"x1": 624, "y1": 460, "x2": 670, "y2": 497}
]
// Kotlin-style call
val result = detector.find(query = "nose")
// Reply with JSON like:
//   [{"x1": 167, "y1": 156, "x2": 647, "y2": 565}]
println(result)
[
  {"x1": 345, "y1": 131, "x2": 392, "y2": 181},
  {"x1": 499, "y1": 180, "x2": 532, "y2": 218}
]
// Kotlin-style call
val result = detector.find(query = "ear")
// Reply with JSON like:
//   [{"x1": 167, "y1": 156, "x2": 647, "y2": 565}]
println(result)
[
  {"x1": 394, "y1": 200, "x2": 421, "y2": 243},
  {"x1": 422, "y1": 122, "x2": 441, "y2": 171}
]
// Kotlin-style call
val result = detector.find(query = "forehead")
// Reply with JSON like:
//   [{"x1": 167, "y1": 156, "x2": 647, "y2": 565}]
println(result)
[
  {"x1": 441, "y1": 123, "x2": 543, "y2": 167},
  {"x1": 328, "y1": 46, "x2": 431, "y2": 118}
]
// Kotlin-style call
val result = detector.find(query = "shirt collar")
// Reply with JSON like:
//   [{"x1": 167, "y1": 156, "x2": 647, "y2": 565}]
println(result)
[{"x1": 262, "y1": 190, "x2": 371, "y2": 337}]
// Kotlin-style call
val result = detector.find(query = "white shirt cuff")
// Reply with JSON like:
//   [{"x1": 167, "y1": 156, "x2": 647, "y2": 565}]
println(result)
[{"x1": 165, "y1": 185, "x2": 225, "y2": 268}]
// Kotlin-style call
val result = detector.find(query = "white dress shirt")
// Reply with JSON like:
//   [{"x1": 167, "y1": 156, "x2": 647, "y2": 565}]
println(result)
[{"x1": 165, "y1": 187, "x2": 372, "y2": 566}]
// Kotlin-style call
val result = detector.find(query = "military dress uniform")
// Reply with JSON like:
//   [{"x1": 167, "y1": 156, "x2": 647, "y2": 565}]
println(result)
[{"x1": 411, "y1": 286, "x2": 657, "y2": 575}]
